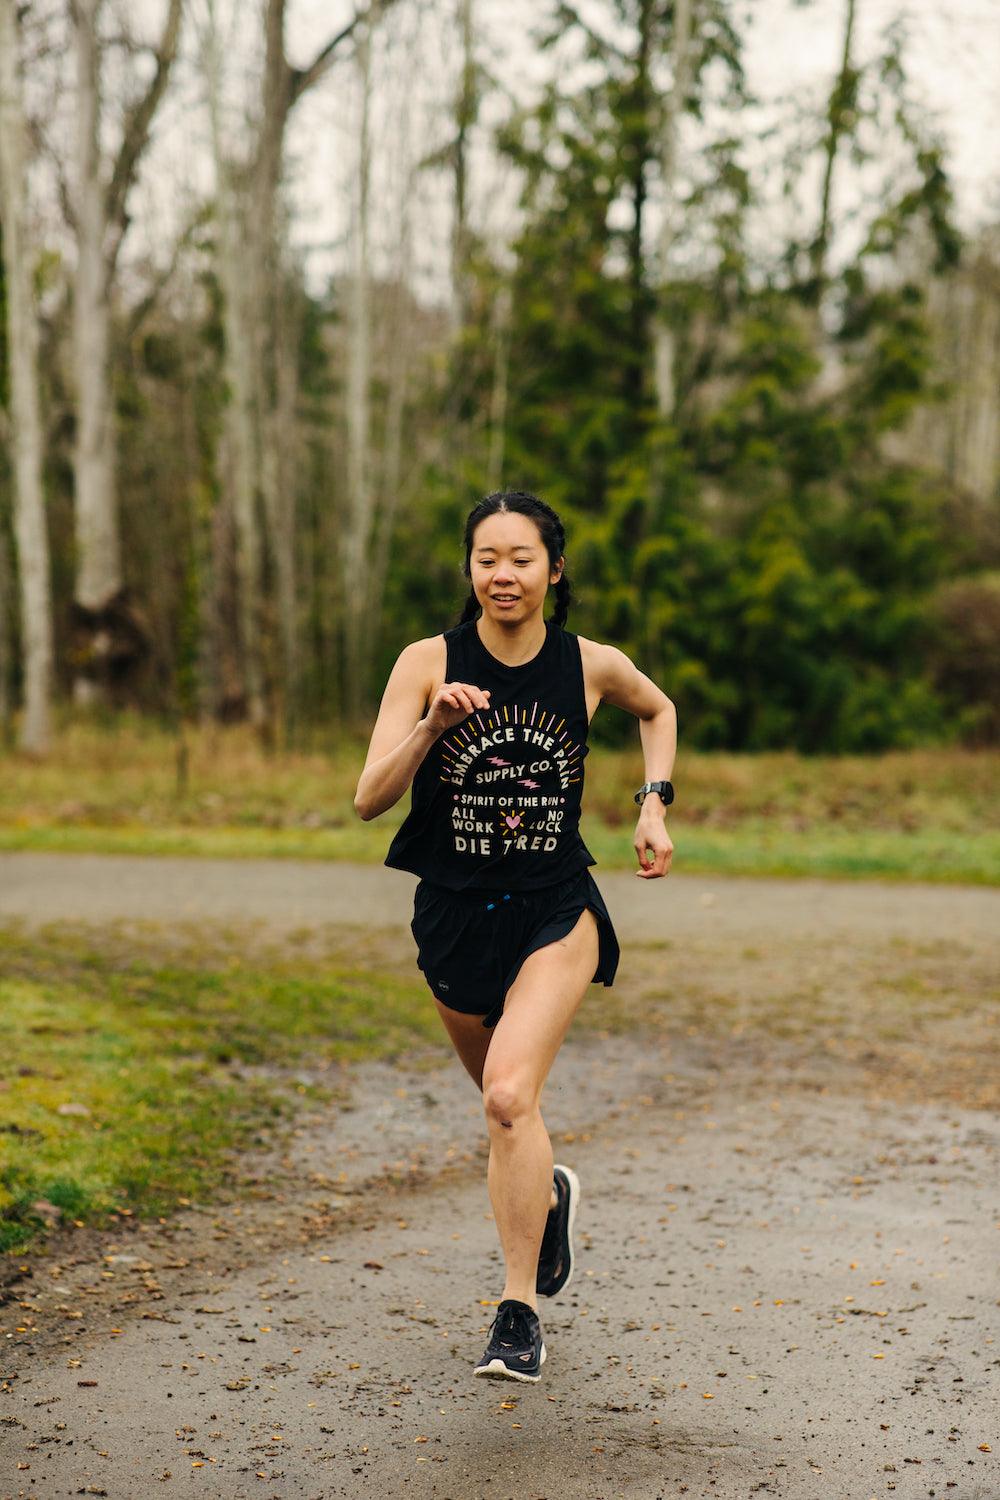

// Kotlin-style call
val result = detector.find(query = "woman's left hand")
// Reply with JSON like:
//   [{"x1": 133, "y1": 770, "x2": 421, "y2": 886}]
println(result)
[{"x1": 634, "y1": 810, "x2": 673, "y2": 879}]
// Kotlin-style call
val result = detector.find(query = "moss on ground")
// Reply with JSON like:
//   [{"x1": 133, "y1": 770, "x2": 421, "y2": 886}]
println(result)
[{"x1": 0, "y1": 924, "x2": 440, "y2": 1254}]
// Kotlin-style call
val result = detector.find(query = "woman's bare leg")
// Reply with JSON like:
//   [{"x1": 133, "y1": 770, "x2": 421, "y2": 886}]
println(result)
[
  {"x1": 480, "y1": 908, "x2": 599, "y2": 1311},
  {"x1": 433, "y1": 998, "x2": 492, "y2": 1090},
  {"x1": 433, "y1": 996, "x2": 560, "y2": 1213}
]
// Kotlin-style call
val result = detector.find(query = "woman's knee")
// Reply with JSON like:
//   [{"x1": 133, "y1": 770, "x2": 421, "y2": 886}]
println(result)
[{"x1": 482, "y1": 1072, "x2": 539, "y2": 1130}]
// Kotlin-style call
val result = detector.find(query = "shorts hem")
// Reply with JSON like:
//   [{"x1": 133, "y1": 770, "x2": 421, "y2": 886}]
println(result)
[
  {"x1": 502, "y1": 900, "x2": 619, "y2": 1002},
  {"x1": 412, "y1": 870, "x2": 620, "y2": 1029}
]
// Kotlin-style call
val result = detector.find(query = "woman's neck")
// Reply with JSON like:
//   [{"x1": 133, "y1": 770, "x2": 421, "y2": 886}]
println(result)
[{"x1": 475, "y1": 612, "x2": 547, "y2": 666}]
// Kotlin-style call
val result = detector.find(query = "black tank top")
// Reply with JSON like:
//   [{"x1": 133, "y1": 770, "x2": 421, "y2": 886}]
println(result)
[{"x1": 384, "y1": 617, "x2": 596, "y2": 892}]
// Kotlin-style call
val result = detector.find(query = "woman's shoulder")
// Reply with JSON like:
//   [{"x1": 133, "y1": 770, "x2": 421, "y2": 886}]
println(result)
[
  {"x1": 397, "y1": 633, "x2": 448, "y2": 667},
  {"x1": 575, "y1": 631, "x2": 617, "y2": 668},
  {"x1": 400, "y1": 631, "x2": 456, "y2": 689},
  {"x1": 575, "y1": 633, "x2": 633, "y2": 692}
]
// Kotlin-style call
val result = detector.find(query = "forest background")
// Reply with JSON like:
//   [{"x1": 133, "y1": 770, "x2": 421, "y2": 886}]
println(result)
[{"x1": 1, "y1": 0, "x2": 999, "y2": 763}]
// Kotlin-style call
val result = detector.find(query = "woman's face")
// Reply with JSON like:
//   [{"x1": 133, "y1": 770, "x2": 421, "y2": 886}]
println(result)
[{"x1": 469, "y1": 512, "x2": 562, "y2": 625}]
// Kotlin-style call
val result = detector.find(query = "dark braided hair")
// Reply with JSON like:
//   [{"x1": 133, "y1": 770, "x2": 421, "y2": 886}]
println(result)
[{"x1": 457, "y1": 491, "x2": 573, "y2": 627}]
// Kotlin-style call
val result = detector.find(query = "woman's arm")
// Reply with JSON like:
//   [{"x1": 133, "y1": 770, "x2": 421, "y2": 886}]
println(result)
[
  {"x1": 588, "y1": 641, "x2": 677, "y2": 879},
  {"x1": 354, "y1": 641, "x2": 437, "y2": 821},
  {"x1": 353, "y1": 640, "x2": 491, "y2": 821}
]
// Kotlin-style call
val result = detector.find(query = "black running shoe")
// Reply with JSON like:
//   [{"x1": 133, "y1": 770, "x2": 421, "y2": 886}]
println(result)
[
  {"x1": 473, "y1": 1298, "x2": 546, "y2": 1382},
  {"x1": 536, "y1": 1163, "x2": 579, "y2": 1297}
]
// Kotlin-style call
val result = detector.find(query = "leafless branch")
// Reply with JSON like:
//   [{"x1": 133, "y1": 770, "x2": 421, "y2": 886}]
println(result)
[
  {"x1": 27, "y1": 115, "x2": 77, "y2": 232},
  {"x1": 125, "y1": 198, "x2": 212, "y2": 342},
  {"x1": 105, "y1": 0, "x2": 183, "y2": 254},
  {"x1": 287, "y1": 0, "x2": 402, "y2": 108},
  {"x1": 551, "y1": 2, "x2": 628, "y2": 65}
]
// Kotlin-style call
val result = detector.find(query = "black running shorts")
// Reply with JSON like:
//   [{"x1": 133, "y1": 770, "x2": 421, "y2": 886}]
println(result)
[{"x1": 410, "y1": 867, "x2": 620, "y2": 1029}]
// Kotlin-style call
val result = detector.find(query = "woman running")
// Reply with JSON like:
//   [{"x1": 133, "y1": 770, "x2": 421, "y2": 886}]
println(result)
[{"x1": 354, "y1": 491, "x2": 676, "y2": 1383}]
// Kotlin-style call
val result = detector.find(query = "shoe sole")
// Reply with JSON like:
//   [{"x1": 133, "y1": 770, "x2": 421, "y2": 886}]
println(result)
[
  {"x1": 474, "y1": 1343, "x2": 547, "y2": 1382},
  {"x1": 538, "y1": 1163, "x2": 579, "y2": 1298}
]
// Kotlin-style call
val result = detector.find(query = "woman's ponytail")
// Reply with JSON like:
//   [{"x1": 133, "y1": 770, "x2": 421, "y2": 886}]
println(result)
[
  {"x1": 552, "y1": 572, "x2": 572, "y2": 627},
  {"x1": 458, "y1": 588, "x2": 480, "y2": 624}
]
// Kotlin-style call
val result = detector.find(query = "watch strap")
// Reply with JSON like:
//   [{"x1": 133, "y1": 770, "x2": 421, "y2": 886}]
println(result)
[{"x1": 634, "y1": 780, "x2": 674, "y2": 807}]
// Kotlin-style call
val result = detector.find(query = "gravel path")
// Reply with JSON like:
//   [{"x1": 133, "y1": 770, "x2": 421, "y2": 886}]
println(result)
[
  {"x1": 2, "y1": 851, "x2": 998, "y2": 944},
  {"x1": 1, "y1": 854, "x2": 998, "y2": 1499}
]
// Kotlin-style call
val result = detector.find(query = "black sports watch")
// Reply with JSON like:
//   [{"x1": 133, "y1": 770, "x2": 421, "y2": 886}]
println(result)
[{"x1": 634, "y1": 780, "x2": 674, "y2": 807}]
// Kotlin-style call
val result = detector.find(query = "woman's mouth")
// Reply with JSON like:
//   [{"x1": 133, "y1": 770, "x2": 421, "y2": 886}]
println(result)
[{"x1": 491, "y1": 595, "x2": 519, "y2": 605}]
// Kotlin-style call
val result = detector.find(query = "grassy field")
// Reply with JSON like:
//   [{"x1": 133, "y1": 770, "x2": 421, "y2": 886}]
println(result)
[
  {"x1": 1, "y1": 718, "x2": 997, "y2": 882},
  {"x1": 0, "y1": 922, "x2": 441, "y2": 1254}
]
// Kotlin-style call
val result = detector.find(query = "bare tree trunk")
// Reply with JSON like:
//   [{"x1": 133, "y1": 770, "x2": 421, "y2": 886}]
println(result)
[
  {"x1": 0, "y1": 499, "x2": 12, "y2": 738},
  {"x1": 883, "y1": 229, "x2": 1000, "y2": 501},
  {"x1": 69, "y1": 0, "x2": 182, "y2": 704},
  {"x1": 255, "y1": 0, "x2": 296, "y2": 738},
  {"x1": 451, "y1": 0, "x2": 475, "y2": 336},
  {"x1": 200, "y1": 0, "x2": 395, "y2": 734},
  {"x1": 0, "y1": 0, "x2": 54, "y2": 751},
  {"x1": 203, "y1": 0, "x2": 267, "y2": 728},
  {"x1": 809, "y1": 0, "x2": 858, "y2": 301},
  {"x1": 262, "y1": 241, "x2": 302, "y2": 740},
  {"x1": 215, "y1": 218, "x2": 267, "y2": 729},
  {"x1": 341, "y1": 13, "x2": 375, "y2": 724},
  {"x1": 177, "y1": 316, "x2": 217, "y2": 726},
  {"x1": 653, "y1": 0, "x2": 693, "y2": 420},
  {"x1": 370, "y1": 115, "x2": 416, "y2": 646},
  {"x1": 209, "y1": 451, "x2": 246, "y2": 722},
  {"x1": 487, "y1": 282, "x2": 512, "y2": 492},
  {"x1": 625, "y1": 0, "x2": 652, "y2": 422},
  {"x1": 72, "y1": 0, "x2": 119, "y2": 705}
]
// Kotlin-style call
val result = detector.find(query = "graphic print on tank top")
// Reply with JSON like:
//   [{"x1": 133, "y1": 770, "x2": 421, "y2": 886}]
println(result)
[
  {"x1": 439, "y1": 699, "x2": 583, "y2": 863},
  {"x1": 384, "y1": 617, "x2": 596, "y2": 891}
]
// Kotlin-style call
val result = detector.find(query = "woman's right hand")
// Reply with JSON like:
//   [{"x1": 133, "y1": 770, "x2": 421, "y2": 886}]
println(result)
[{"x1": 422, "y1": 681, "x2": 491, "y2": 737}]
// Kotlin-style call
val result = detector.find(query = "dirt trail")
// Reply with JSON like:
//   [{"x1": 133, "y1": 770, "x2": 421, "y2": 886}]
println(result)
[
  {"x1": 3, "y1": 851, "x2": 998, "y2": 946},
  {"x1": 1, "y1": 855, "x2": 998, "y2": 1499}
]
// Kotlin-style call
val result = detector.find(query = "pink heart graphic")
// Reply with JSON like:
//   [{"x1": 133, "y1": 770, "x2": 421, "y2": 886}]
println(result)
[{"x1": 504, "y1": 814, "x2": 522, "y2": 831}]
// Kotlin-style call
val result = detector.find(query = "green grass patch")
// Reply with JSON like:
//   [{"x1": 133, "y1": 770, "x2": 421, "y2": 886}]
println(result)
[
  {"x1": 1, "y1": 717, "x2": 997, "y2": 883},
  {"x1": 584, "y1": 821, "x2": 1000, "y2": 884},
  {"x1": 0, "y1": 925, "x2": 440, "y2": 1255}
]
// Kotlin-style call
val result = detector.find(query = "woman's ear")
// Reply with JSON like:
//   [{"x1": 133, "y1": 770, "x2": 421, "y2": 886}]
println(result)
[{"x1": 550, "y1": 557, "x2": 565, "y2": 584}]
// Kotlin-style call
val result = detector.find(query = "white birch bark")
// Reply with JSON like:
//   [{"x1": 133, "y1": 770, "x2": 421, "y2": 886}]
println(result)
[
  {"x1": 72, "y1": 0, "x2": 119, "y2": 628},
  {"x1": 256, "y1": 2, "x2": 298, "y2": 731},
  {"x1": 261, "y1": 235, "x2": 301, "y2": 735},
  {"x1": 883, "y1": 229, "x2": 1000, "y2": 502},
  {"x1": 203, "y1": 0, "x2": 267, "y2": 727},
  {"x1": 69, "y1": 0, "x2": 183, "y2": 703},
  {"x1": 370, "y1": 110, "x2": 416, "y2": 644},
  {"x1": 653, "y1": 0, "x2": 693, "y2": 420},
  {"x1": 0, "y1": 0, "x2": 54, "y2": 751},
  {"x1": 200, "y1": 0, "x2": 397, "y2": 731},
  {"x1": 341, "y1": 14, "x2": 375, "y2": 723}
]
